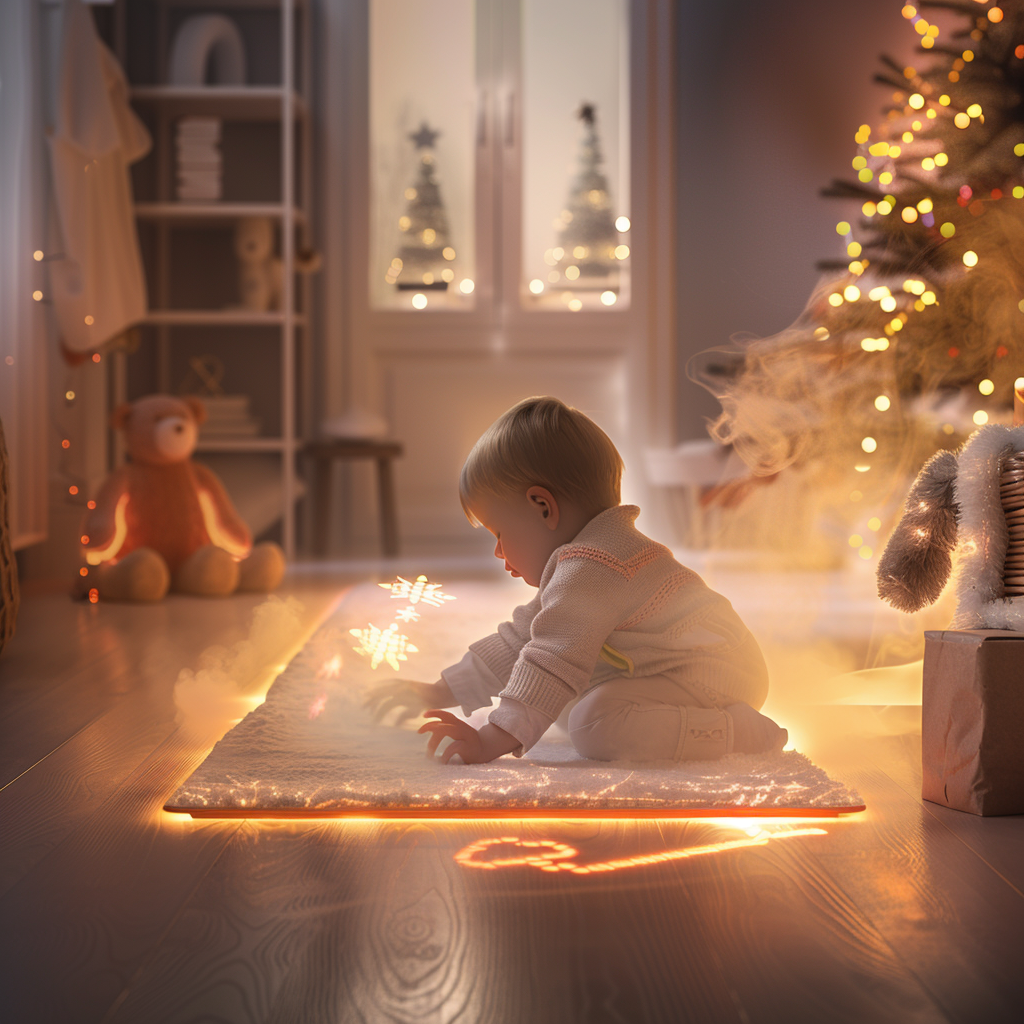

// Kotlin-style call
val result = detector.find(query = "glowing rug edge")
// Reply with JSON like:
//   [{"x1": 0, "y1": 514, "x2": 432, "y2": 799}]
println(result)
[{"x1": 163, "y1": 803, "x2": 867, "y2": 819}]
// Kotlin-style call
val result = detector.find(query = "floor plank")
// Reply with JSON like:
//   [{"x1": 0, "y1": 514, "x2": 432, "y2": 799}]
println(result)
[
  {"x1": 103, "y1": 820, "x2": 379, "y2": 1024},
  {"x1": 0, "y1": 726, "x2": 244, "y2": 1023},
  {"x1": 803, "y1": 761, "x2": 1024, "y2": 1024}
]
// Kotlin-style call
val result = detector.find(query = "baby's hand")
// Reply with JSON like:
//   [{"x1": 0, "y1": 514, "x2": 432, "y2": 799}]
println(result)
[
  {"x1": 418, "y1": 710, "x2": 484, "y2": 764},
  {"x1": 418, "y1": 711, "x2": 520, "y2": 764},
  {"x1": 362, "y1": 679, "x2": 452, "y2": 725}
]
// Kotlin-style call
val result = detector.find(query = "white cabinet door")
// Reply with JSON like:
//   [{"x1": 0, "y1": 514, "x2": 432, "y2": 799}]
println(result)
[{"x1": 323, "y1": 0, "x2": 675, "y2": 550}]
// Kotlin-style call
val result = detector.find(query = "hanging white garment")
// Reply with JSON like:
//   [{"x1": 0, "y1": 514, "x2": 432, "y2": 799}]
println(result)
[{"x1": 47, "y1": 0, "x2": 151, "y2": 354}]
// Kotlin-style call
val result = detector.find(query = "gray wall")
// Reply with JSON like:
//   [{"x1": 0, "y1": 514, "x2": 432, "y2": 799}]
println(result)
[{"x1": 675, "y1": 0, "x2": 917, "y2": 440}]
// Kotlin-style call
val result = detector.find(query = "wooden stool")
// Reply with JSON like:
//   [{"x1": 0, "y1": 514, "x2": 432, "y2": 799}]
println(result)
[{"x1": 305, "y1": 438, "x2": 403, "y2": 556}]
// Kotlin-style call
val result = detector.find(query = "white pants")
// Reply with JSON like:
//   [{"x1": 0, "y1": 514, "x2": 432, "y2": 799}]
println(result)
[{"x1": 567, "y1": 634, "x2": 769, "y2": 761}]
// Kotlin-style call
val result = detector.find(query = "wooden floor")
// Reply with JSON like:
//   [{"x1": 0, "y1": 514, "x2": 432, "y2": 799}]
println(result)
[{"x1": 1, "y1": 564, "x2": 1023, "y2": 1024}]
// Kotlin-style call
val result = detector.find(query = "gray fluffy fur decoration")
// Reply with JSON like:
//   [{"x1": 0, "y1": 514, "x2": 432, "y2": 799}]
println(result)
[{"x1": 877, "y1": 424, "x2": 1024, "y2": 629}]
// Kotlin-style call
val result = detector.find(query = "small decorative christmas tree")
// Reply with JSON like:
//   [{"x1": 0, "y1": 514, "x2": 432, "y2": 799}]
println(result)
[
  {"x1": 388, "y1": 122, "x2": 457, "y2": 292},
  {"x1": 549, "y1": 103, "x2": 624, "y2": 292}
]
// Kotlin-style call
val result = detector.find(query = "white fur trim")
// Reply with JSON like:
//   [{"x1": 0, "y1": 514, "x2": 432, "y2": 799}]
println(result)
[{"x1": 950, "y1": 424, "x2": 1024, "y2": 629}]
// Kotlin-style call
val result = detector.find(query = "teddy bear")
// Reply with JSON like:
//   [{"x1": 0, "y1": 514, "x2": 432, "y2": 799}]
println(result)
[
  {"x1": 234, "y1": 216, "x2": 321, "y2": 312},
  {"x1": 79, "y1": 394, "x2": 285, "y2": 601}
]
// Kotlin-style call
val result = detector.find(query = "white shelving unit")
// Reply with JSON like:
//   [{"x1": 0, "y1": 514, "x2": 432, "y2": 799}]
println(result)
[{"x1": 114, "y1": 0, "x2": 313, "y2": 558}]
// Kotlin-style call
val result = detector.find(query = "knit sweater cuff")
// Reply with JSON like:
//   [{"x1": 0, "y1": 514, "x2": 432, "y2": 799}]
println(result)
[
  {"x1": 468, "y1": 632, "x2": 521, "y2": 684},
  {"x1": 499, "y1": 662, "x2": 576, "y2": 721},
  {"x1": 488, "y1": 697, "x2": 553, "y2": 757}
]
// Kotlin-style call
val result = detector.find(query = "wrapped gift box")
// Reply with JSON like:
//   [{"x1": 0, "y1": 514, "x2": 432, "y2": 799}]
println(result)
[{"x1": 922, "y1": 629, "x2": 1024, "y2": 815}]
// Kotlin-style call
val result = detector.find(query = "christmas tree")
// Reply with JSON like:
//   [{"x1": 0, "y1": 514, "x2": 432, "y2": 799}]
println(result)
[
  {"x1": 549, "y1": 103, "x2": 625, "y2": 292},
  {"x1": 694, "y1": 0, "x2": 1024, "y2": 545},
  {"x1": 388, "y1": 122, "x2": 457, "y2": 292}
]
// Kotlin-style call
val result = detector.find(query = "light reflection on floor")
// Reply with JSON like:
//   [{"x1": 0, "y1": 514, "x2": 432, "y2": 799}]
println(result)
[{"x1": 454, "y1": 824, "x2": 829, "y2": 875}]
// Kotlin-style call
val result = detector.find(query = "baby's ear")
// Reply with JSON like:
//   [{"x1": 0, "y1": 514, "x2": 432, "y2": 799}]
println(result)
[{"x1": 527, "y1": 486, "x2": 559, "y2": 526}]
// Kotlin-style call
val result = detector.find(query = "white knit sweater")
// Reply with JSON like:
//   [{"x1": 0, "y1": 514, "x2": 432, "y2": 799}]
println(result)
[{"x1": 441, "y1": 505, "x2": 767, "y2": 755}]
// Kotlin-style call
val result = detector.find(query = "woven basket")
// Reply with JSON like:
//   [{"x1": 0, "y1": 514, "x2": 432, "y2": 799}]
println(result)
[
  {"x1": 1000, "y1": 451, "x2": 1024, "y2": 597},
  {"x1": 0, "y1": 417, "x2": 20, "y2": 655}
]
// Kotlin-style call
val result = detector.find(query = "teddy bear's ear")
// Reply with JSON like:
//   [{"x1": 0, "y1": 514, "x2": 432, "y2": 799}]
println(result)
[
  {"x1": 110, "y1": 403, "x2": 133, "y2": 431},
  {"x1": 184, "y1": 396, "x2": 207, "y2": 426}
]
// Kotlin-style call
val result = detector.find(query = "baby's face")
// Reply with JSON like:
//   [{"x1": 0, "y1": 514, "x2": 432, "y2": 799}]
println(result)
[{"x1": 469, "y1": 491, "x2": 559, "y2": 587}]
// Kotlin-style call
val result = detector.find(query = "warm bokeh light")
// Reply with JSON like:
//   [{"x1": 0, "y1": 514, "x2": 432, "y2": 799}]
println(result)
[
  {"x1": 411, "y1": 293, "x2": 428, "y2": 308},
  {"x1": 979, "y1": 379, "x2": 995, "y2": 395},
  {"x1": 874, "y1": 395, "x2": 891, "y2": 411}
]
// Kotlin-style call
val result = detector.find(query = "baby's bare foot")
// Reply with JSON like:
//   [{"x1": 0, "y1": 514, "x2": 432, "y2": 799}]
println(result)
[{"x1": 727, "y1": 702, "x2": 788, "y2": 754}]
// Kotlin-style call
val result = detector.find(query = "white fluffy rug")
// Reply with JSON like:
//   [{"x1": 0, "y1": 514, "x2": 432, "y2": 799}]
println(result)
[{"x1": 166, "y1": 579, "x2": 864, "y2": 817}]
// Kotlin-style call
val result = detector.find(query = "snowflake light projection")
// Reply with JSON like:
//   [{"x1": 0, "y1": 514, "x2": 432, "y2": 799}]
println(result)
[
  {"x1": 394, "y1": 606, "x2": 421, "y2": 623},
  {"x1": 349, "y1": 622, "x2": 420, "y2": 671},
  {"x1": 378, "y1": 574, "x2": 456, "y2": 608}
]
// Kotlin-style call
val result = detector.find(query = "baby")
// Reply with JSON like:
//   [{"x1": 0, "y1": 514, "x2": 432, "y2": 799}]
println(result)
[{"x1": 365, "y1": 396, "x2": 787, "y2": 765}]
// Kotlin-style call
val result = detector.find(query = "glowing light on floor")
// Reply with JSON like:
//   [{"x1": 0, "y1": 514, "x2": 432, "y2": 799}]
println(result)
[
  {"x1": 454, "y1": 827, "x2": 828, "y2": 875},
  {"x1": 308, "y1": 693, "x2": 328, "y2": 719}
]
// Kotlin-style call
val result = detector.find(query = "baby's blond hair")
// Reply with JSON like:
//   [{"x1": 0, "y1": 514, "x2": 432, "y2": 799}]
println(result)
[{"x1": 459, "y1": 397, "x2": 623, "y2": 523}]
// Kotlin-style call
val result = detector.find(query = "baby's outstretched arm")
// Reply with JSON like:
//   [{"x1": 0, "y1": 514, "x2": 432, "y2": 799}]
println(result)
[
  {"x1": 418, "y1": 710, "x2": 520, "y2": 764},
  {"x1": 363, "y1": 679, "x2": 456, "y2": 725}
]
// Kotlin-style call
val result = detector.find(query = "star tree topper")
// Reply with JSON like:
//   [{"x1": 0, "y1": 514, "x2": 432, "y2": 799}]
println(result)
[{"x1": 409, "y1": 122, "x2": 440, "y2": 150}]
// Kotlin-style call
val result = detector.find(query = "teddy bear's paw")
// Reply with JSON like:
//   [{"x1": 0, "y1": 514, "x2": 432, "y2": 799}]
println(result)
[
  {"x1": 236, "y1": 541, "x2": 286, "y2": 593},
  {"x1": 173, "y1": 544, "x2": 241, "y2": 597},
  {"x1": 96, "y1": 548, "x2": 171, "y2": 602}
]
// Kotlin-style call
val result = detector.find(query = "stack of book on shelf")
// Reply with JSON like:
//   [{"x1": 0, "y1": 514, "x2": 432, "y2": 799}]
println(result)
[
  {"x1": 176, "y1": 117, "x2": 222, "y2": 201},
  {"x1": 197, "y1": 395, "x2": 261, "y2": 439}
]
